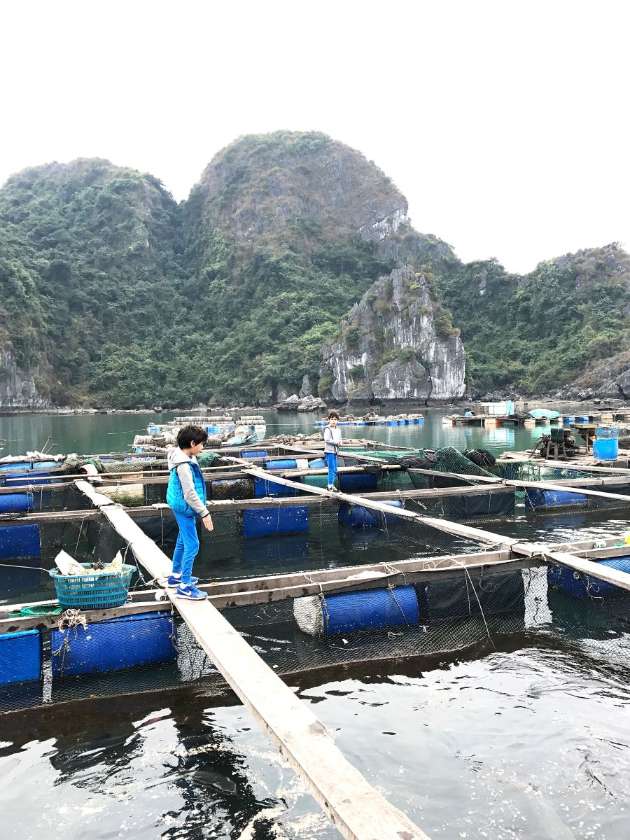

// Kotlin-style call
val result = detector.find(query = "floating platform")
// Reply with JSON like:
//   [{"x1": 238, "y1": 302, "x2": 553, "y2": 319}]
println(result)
[{"x1": 314, "y1": 413, "x2": 424, "y2": 428}]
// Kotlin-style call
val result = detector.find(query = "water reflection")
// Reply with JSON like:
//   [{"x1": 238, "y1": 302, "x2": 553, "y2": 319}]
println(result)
[{"x1": 0, "y1": 697, "x2": 284, "y2": 839}]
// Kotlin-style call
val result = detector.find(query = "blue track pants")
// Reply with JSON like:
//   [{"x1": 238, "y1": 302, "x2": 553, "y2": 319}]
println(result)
[
  {"x1": 325, "y1": 452, "x2": 338, "y2": 488},
  {"x1": 171, "y1": 512, "x2": 200, "y2": 584}
]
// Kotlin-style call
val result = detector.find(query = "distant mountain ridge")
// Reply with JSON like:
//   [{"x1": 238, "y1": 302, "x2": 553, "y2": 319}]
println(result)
[{"x1": 0, "y1": 132, "x2": 628, "y2": 407}]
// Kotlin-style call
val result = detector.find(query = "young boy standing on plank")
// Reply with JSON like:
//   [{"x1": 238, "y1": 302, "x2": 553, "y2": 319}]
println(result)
[
  {"x1": 166, "y1": 425, "x2": 214, "y2": 600},
  {"x1": 323, "y1": 410, "x2": 342, "y2": 492}
]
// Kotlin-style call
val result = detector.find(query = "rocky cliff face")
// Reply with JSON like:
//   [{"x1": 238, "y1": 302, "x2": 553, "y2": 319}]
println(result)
[
  {"x1": 320, "y1": 266, "x2": 466, "y2": 402},
  {"x1": 184, "y1": 131, "x2": 409, "y2": 255},
  {"x1": 0, "y1": 349, "x2": 49, "y2": 408}
]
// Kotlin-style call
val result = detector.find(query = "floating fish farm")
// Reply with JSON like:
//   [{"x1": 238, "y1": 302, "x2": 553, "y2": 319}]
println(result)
[{"x1": 1, "y1": 439, "x2": 630, "y2": 837}]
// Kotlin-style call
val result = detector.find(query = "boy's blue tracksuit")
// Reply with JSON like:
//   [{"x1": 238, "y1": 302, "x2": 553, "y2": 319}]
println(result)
[{"x1": 166, "y1": 448, "x2": 209, "y2": 585}]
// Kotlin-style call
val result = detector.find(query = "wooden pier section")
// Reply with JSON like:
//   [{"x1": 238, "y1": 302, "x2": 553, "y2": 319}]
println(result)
[
  {"x1": 243, "y1": 467, "x2": 630, "y2": 594},
  {"x1": 3, "y1": 460, "x2": 630, "y2": 835},
  {"x1": 73, "y1": 480, "x2": 430, "y2": 840}
]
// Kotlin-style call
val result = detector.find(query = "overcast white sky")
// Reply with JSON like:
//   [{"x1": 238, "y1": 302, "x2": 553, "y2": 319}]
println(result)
[{"x1": 1, "y1": 0, "x2": 628, "y2": 273}]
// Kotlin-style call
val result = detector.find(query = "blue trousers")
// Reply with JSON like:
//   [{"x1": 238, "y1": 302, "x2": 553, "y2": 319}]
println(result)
[
  {"x1": 325, "y1": 452, "x2": 338, "y2": 488},
  {"x1": 171, "y1": 512, "x2": 200, "y2": 585}
]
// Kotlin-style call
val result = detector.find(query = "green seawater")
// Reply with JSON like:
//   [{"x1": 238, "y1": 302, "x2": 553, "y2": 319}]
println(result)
[
  {"x1": 0, "y1": 407, "x2": 550, "y2": 457},
  {"x1": 1, "y1": 408, "x2": 629, "y2": 839}
]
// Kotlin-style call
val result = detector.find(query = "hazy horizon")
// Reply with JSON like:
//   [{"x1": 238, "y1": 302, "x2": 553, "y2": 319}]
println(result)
[{"x1": 2, "y1": 0, "x2": 628, "y2": 274}]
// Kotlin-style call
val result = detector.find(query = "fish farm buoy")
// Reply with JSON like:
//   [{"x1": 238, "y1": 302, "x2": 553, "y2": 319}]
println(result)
[
  {"x1": 338, "y1": 499, "x2": 404, "y2": 528},
  {"x1": 548, "y1": 555, "x2": 630, "y2": 599},
  {"x1": 0, "y1": 493, "x2": 33, "y2": 514},
  {"x1": 293, "y1": 585, "x2": 419, "y2": 636}
]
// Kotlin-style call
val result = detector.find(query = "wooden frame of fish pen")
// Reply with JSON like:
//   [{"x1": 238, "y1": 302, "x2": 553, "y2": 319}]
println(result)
[{"x1": 3, "y1": 461, "x2": 630, "y2": 838}]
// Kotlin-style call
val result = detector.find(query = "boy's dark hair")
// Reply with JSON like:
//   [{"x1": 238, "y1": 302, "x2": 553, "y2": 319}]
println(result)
[
  {"x1": 177, "y1": 425, "x2": 209, "y2": 449},
  {"x1": 328, "y1": 410, "x2": 340, "y2": 420}
]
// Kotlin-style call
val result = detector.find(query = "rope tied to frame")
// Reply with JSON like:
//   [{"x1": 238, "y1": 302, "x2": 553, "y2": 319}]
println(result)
[{"x1": 52, "y1": 608, "x2": 88, "y2": 675}]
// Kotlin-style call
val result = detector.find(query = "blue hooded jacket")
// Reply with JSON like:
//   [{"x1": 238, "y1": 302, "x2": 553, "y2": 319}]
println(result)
[{"x1": 166, "y1": 449, "x2": 208, "y2": 517}]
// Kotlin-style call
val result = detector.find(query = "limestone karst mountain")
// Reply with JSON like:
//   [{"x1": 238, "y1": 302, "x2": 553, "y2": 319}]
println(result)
[{"x1": 0, "y1": 133, "x2": 628, "y2": 407}]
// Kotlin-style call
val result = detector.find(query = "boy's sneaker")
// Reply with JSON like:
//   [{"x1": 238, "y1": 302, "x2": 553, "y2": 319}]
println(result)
[
  {"x1": 175, "y1": 584, "x2": 208, "y2": 601},
  {"x1": 166, "y1": 574, "x2": 198, "y2": 588},
  {"x1": 328, "y1": 485, "x2": 339, "y2": 492}
]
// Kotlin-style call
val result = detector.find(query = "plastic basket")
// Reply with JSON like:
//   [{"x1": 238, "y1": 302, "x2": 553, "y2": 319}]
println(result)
[{"x1": 48, "y1": 563, "x2": 136, "y2": 609}]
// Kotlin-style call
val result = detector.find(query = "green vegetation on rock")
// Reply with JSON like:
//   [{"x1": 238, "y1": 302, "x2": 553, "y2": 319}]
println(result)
[
  {"x1": 432, "y1": 244, "x2": 630, "y2": 395},
  {"x1": 1, "y1": 132, "x2": 628, "y2": 407}
]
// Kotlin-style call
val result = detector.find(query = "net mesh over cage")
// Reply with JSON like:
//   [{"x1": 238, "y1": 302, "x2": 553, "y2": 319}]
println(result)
[{"x1": 1, "y1": 491, "x2": 629, "y2": 716}]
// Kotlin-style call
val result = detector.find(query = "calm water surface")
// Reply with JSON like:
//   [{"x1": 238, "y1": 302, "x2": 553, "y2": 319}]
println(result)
[
  {"x1": 1, "y1": 410, "x2": 629, "y2": 839},
  {"x1": 0, "y1": 407, "x2": 548, "y2": 457}
]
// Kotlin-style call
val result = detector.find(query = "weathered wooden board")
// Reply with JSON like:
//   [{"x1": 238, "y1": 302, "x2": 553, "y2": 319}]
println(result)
[{"x1": 73, "y1": 480, "x2": 429, "y2": 840}]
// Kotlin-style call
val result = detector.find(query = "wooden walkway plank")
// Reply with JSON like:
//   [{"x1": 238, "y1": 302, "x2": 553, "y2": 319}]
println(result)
[
  {"x1": 243, "y1": 467, "x2": 519, "y2": 548},
  {"x1": 243, "y1": 468, "x2": 630, "y2": 592},
  {"x1": 512, "y1": 542, "x2": 630, "y2": 594},
  {"x1": 407, "y1": 467, "x2": 630, "y2": 503},
  {"x1": 74, "y1": 481, "x2": 429, "y2": 840}
]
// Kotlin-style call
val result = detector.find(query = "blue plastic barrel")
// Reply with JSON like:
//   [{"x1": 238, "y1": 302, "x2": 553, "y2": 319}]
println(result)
[
  {"x1": 241, "y1": 450, "x2": 268, "y2": 459},
  {"x1": 51, "y1": 611, "x2": 175, "y2": 677},
  {"x1": 576, "y1": 415, "x2": 590, "y2": 423},
  {"x1": 563, "y1": 416, "x2": 574, "y2": 426},
  {"x1": 0, "y1": 524, "x2": 41, "y2": 558},
  {"x1": 242, "y1": 506, "x2": 308, "y2": 538},
  {"x1": 253, "y1": 477, "x2": 300, "y2": 498},
  {"x1": 548, "y1": 555, "x2": 630, "y2": 599},
  {"x1": 323, "y1": 585, "x2": 419, "y2": 635},
  {"x1": 338, "y1": 473, "x2": 378, "y2": 492},
  {"x1": 593, "y1": 438, "x2": 618, "y2": 461},
  {"x1": 338, "y1": 499, "x2": 403, "y2": 528},
  {"x1": 264, "y1": 459, "x2": 297, "y2": 471},
  {"x1": 0, "y1": 629, "x2": 41, "y2": 685},
  {"x1": 0, "y1": 493, "x2": 33, "y2": 513},
  {"x1": 525, "y1": 489, "x2": 588, "y2": 510},
  {"x1": 308, "y1": 458, "x2": 326, "y2": 469}
]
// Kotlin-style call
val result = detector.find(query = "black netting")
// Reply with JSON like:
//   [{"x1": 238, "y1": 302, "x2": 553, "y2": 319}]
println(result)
[{"x1": 1, "y1": 479, "x2": 630, "y2": 717}]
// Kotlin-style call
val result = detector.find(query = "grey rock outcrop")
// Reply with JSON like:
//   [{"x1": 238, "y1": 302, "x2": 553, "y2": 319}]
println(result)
[
  {"x1": 320, "y1": 265, "x2": 465, "y2": 402},
  {"x1": 554, "y1": 350, "x2": 630, "y2": 401},
  {"x1": 0, "y1": 348, "x2": 49, "y2": 408}
]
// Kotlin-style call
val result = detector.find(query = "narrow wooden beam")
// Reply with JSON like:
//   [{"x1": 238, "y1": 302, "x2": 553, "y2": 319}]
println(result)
[
  {"x1": 540, "y1": 459, "x2": 630, "y2": 475},
  {"x1": 73, "y1": 480, "x2": 429, "y2": 840},
  {"x1": 243, "y1": 467, "x2": 518, "y2": 548},
  {"x1": 0, "y1": 552, "x2": 521, "y2": 634},
  {"x1": 508, "y1": 478, "x2": 630, "y2": 504},
  {"x1": 244, "y1": 469, "x2": 630, "y2": 590},
  {"x1": 512, "y1": 542, "x2": 630, "y2": 593},
  {"x1": 407, "y1": 467, "x2": 630, "y2": 500},
  {"x1": 0, "y1": 482, "x2": 518, "y2": 527}
]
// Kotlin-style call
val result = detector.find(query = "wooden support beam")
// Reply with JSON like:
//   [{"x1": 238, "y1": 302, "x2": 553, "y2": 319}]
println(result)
[
  {"x1": 0, "y1": 551, "x2": 521, "y2": 635},
  {"x1": 539, "y1": 460, "x2": 630, "y2": 475},
  {"x1": 407, "y1": 467, "x2": 630, "y2": 501},
  {"x1": 73, "y1": 480, "x2": 429, "y2": 840},
  {"x1": 244, "y1": 469, "x2": 630, "y2": 591},
  {"x1": 0, "y1": 482, "x2": 519, "y2": 527},
  {"x1": 243, "y1": 467, "x2": 518, "y2": 548},
  {"x1": 511, "y1": 542, "x2": 630, "y2": 594},
  {"x1": 508, "y1": 478, "x2": 630, "y2": 504}
]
